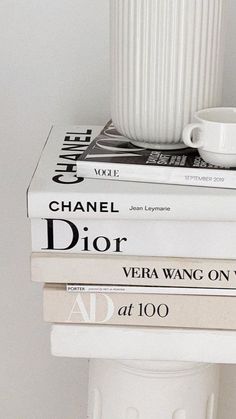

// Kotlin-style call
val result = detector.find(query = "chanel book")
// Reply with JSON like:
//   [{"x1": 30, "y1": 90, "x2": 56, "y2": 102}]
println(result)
[
  {"x1": 43, "y1": 284, "x2": 236, "y2": 330},
  {"x1": 27, "y1": 125, "x2": 236, "y2": 222},
  {"x1": 77, "y1": 121, "x2": 236, "y2": 189}
]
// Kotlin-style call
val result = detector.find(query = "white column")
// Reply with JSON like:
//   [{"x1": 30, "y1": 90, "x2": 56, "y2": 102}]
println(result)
[{"x1": 88, "y1": 360, "x2": 219, "y2": 419}]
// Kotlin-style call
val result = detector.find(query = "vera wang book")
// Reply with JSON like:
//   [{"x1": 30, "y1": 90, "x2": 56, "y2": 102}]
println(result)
[
  {"x1": 27, "y1": 125, "x2": 236, "y2": 221},
  {"x1": 43, "y1": 284, "x2": 236, "y2": 330},
  {"x1": 32, "y1": 253, "x2": 236, "y2": 293},
  {"x1": 30, "y1": 217, "x2": 236, "y2": 260},
  {"x1": 77, "y1": 121, "x2": 236, "y2": 189}
]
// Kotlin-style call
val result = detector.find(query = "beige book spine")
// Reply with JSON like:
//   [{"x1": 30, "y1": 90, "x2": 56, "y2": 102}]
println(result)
[
  {"x1": 32, "y1": 253, "x2": 236, "y2": 290},
  {"x1": 43, "y1": 285, "x2": 236, "y2": 330}
]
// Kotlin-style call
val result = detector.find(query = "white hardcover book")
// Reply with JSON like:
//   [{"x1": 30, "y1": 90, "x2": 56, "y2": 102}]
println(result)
[
  {"x1": 31, "y1": 217, "x2": 236, "y2": 259},
  {"x1": 65, "y1": 284, "x2": 236, "y2": 296},
  {"x1": 27, "y1": 125, "x2": 236, "y2": 222},
  {"x1": 32, "y1": 253, "x2": 236, "y2": 292},
  {"x1": 77, "y1": 122, "x2": 236, "y2": 189}
]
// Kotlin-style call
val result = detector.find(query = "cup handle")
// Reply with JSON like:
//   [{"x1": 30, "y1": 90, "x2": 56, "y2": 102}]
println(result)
[{"x1": 182, "y1": 123, "x2": 203, "y2": 148}]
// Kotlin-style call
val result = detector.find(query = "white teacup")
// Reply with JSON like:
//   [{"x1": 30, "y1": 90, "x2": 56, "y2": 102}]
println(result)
[{"x1": 182, "y1": 108, "x2": 236, "y2": 167}]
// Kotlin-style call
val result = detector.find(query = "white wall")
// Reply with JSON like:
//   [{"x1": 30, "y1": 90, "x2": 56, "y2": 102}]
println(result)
[
  {"x1": 0, "y1": 0, "x2": 236, "y2": 418},
  {"x1": 0, "y1": 1, "x2": 109, "y2": 418},
  {"x1": 222, "y1": 0, "x2": 236, "y2": 105}
]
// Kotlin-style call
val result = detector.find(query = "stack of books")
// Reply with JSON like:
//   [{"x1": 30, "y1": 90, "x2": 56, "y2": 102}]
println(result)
[{"x1": 28, "y1": 123, "x2": 236, "y2": 330}]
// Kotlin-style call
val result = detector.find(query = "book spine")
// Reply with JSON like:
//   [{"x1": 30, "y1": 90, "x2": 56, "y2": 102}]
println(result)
[
  {"x1": 28, "y1": 188, "x2": 236, "y2": 223},
  {"x1": 66, "y1": 284, "x2": 236, "y2": 296},
  {"x1": 43, "y1": 286, "x2": 236, "y2": 330},
  {"x1": 31, "y1": 218, "x2": 236, "y2": 259},
  {"x1": 77, "y1": 160, "x2": 236, "y2": 190},
  {"x1": 32, "y1": 253, "x2": 236, "y2": 291}
]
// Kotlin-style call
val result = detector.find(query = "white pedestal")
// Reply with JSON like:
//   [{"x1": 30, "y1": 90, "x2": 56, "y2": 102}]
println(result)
[
  {"x1": 51, "y1": 325, "x2": 236, "y2": 419},
  {"x1": 88, "y1": 360, "x2": 219, "y2": 419},
  {"x1": 51, "y1": 324, "x2": 236, "y2": 363}
]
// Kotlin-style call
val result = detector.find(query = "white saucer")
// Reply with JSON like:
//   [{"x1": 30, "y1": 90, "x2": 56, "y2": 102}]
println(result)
[{"x1": 131, "y1": 140, "x2": 187, "y2": 150}]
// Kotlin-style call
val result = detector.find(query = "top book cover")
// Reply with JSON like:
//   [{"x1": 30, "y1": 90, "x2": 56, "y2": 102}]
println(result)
[
  {"x1": 27, "y1": 124, "x2": 236, "y2": 221},
  {"x1": 78, "y1": 121, "x2": 236, "y2": 189}
]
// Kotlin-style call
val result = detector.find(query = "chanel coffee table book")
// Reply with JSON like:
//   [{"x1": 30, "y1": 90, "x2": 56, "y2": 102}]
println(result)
[
  {"x1": 77, "y1": 122, "x2": 236, "y2": 189},
  {"x1": 27, "y1": 125, "x2": 236, "y2": 222}
]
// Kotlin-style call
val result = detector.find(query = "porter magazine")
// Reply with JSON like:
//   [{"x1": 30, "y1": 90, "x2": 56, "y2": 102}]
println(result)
[
  {"x1": 65, "y1": 284, "x2": 236, "y2": 296},
  {"x1": 77, "y1": 121, "x2": 236, "y2": 189},
  {"x1": 27, "y1": 125, "x2": 236, "y2": 221}
]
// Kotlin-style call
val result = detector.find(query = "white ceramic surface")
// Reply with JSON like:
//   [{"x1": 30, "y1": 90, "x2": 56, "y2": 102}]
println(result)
[
  {"x1": 110, "y1": 0, "x2": 226, "y2": 149},
  {"x1": 183, "y1": 107, "x2": 236, "y2": 167},
  {"x1": 51, "y1": 325, "x2": 236, "y2": 364},
  {"x1": 88, "y1": 360, "x2": 219, "y2": 419}
]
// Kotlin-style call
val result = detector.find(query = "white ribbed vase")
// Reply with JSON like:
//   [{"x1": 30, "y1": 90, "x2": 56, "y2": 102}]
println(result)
[{"x1": 110, "y1": 0, "x2": 226, "y2": 149}]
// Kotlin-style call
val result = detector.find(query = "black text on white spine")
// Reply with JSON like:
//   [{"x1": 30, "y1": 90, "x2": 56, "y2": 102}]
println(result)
[{"x1": 42, "y1": 219, "x2": 127, "y2": 253}]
